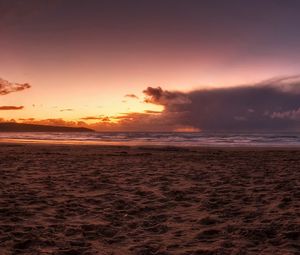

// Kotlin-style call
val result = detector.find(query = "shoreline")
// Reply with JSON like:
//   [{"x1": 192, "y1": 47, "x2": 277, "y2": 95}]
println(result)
[{"x1": 1, "y1": 139, "x2": 300, "y2": 151}]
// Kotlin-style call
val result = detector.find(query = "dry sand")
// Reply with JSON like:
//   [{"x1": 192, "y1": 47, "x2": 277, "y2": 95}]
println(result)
[{"x1": 0, "y1": 144, "x2": 299, "y2": 255}]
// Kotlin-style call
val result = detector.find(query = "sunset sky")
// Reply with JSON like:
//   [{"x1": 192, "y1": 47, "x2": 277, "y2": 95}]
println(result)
[{"x1": 2, "y1": 0, "x2": 300, "y2": 131}]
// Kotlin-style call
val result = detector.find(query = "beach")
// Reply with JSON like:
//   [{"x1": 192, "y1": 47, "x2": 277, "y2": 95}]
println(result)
[{"x1": 0, "y1": 143, "x2": 299, "y2": 255}]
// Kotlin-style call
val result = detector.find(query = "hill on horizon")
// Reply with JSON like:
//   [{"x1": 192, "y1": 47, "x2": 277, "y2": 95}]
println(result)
[{"x1": 0, "y1": 122, "x2": 95, "y2": 132}]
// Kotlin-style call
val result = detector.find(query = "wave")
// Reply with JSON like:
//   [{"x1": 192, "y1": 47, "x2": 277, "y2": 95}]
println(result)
[{"x1": 1, "y1": 132, "x2": 300, "y2": 147}]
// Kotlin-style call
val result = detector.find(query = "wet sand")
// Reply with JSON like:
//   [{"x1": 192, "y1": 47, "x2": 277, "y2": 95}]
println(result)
[{"x1": 0, "y1": 144, "x2": 299, "y2": 255}]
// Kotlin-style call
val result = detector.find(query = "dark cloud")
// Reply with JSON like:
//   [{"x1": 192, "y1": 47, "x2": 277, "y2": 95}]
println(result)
[
  {"x1": 142, "y1": 77, "x2": 300, "y2": 131},
  {"x1": 143, "y1": 87, "x2": 190, "y2": 106},
  {"x1": 0, "y1": 78, "x2": 31, "y2": 95},
  {"x1": 0, "y1": 106, "x2": 24, "y2": 110}
]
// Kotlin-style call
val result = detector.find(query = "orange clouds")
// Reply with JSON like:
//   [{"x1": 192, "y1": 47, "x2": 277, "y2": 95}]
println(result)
[
  {"x1": 0, "y1": 78, "x2": 31, "y2": 95},
  {"x1": 16, "y1": 118, "x2": 86, "y2": 128},
  {"x1": 0, "y1": 106, "x2": 24, "y2": 110},
  {"x1": 13, "y1": 110, "x2": 170, "y2": 132},
  {"x1": 81, "y1": 116, "x2": 111, "y2": 122},
  {"x1": 0, "y1": 77, "x2": 31, "y2": 111}
]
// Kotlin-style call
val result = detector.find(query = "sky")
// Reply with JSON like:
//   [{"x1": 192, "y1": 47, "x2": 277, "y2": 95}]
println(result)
[{"x1": 1, "y1": 0, "x2": 300, "y2": 131}]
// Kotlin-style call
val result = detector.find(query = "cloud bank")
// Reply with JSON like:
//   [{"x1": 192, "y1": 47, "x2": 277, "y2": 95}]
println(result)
[{"x1": 140, "y1": 77, "x2": 300, "y2": 131}]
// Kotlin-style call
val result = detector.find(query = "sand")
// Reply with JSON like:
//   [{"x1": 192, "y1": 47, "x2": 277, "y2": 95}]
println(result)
[{"x1": 0, "y1": 144, "x2": 299, "y2": 255}]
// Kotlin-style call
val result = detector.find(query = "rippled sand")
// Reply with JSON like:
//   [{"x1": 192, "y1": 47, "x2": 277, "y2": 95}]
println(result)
[{"x1": 0, "y1": 144, "x2": 299, "y2": 254}]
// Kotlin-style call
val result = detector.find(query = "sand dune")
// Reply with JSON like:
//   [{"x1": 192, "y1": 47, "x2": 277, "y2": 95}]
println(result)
[{"x1": 0, "y1": 144, "x2": 299, "y2": 254}]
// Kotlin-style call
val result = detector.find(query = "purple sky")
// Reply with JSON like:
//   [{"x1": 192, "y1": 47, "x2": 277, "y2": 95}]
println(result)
[{"x1": 1, "y1": 0, "x2": 300, "y2": 131}]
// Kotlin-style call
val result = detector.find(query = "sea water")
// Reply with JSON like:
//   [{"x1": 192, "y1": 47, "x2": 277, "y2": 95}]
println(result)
[{"x1": 1, "y1": 132, "x2": 300, "y2": 147}]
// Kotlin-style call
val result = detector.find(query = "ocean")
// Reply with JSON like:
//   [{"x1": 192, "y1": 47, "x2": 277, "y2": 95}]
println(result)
[{"x1": 1, "y1": 132, "x2": 300, "y2": 147}]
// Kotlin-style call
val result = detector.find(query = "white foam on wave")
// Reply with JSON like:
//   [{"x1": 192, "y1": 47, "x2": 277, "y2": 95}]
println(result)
[{"x1": 0, "y1": 132, "x2": 300, "y2": 147}]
